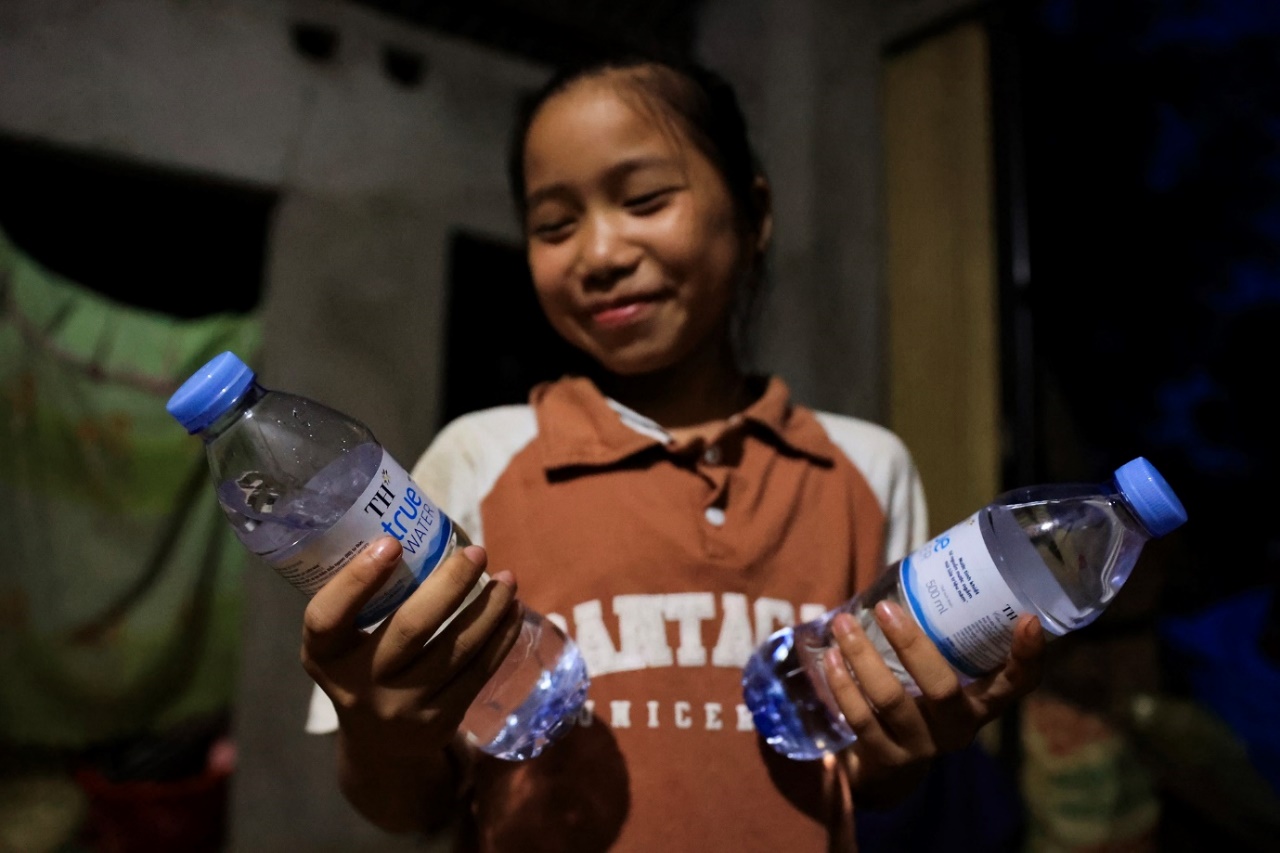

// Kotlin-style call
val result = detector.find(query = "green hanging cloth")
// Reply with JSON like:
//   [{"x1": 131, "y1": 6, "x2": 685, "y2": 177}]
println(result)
[{"x1": 0, "y1": 227, "x2": 262, "y2": 747}]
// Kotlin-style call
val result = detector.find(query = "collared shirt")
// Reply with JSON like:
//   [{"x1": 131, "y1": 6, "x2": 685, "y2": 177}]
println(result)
[{"x1": 308, "y1": 374, "x2": 928, "y2": 852}]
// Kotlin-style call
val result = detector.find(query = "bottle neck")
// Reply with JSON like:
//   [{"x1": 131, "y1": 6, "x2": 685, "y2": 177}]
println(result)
[
  {"x1": 1113, "y1": 484, "x2": 1157, "y2": 541},
  {"x1": 198, "y1": 382, "x2": 267, "y2": 442}
]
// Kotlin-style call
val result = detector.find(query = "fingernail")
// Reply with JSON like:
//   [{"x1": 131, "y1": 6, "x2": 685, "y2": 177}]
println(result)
[
  {"x1": 875, "y1": 600, "x2": 903, "y2": 630},
  {"x1": 824, "y1": 647, "x2": 845, "y2": 672},
  {"x1": 462, "y1": 544, "x2": 486, "y2": 565},
  {"x1": 370, "y1": 536, "x2": 399, "y2": 562},
  {"x1": 491, "y1": 570, "x2": 515, "y2": 587},
  {"x1": 831, "y1": 613, "x2": 856, "y2": 639}
]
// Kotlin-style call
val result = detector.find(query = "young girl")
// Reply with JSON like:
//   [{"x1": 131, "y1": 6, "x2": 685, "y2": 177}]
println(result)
[{"x1": 300, "y1": 55, "x2": 1045, "y2": 851}]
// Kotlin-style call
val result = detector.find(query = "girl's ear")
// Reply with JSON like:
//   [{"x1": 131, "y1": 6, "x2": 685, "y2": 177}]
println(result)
[{"x1": 751, "y1": 175, "x2": 773, "y2": 255}]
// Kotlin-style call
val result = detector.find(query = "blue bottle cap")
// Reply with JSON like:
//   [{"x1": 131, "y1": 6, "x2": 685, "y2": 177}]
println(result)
[
  {"x1": 1114, "y1": 457, "x2": 1188, "y2": 537},
  {"x1": 166, "y1": 351, "x2": 256, "y2": 434}
]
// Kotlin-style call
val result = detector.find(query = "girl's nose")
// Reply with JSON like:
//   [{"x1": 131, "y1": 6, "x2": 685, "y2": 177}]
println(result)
[{"x1": 578, "y1": 212, "x2": 639, "y2": 287}]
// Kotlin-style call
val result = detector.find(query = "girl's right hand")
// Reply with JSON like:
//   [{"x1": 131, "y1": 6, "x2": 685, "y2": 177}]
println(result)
[{"x1": 300, "y1": 536, "x2": 524, "y2": 761}]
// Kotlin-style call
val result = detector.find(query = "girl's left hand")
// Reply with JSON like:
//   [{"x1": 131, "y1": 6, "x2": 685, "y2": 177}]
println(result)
[{"x1": 823, "y1": 601, "x2": 1045, "y2": 809}]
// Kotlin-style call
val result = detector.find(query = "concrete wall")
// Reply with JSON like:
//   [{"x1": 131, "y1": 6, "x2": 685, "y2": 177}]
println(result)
[
  {"x1": 0, "y1": 0, "x2": 546, "y2": 454},
  {"x1": 698, "y1": 0, "x2": 888, "y2": 421},
  {"x1": 696, "y1": 0, "x2": 978, "y2": 422}
]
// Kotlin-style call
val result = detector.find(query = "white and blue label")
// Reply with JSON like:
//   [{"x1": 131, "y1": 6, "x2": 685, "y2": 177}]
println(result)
[
  {"x1": 899, "y1": 512, "x2": 1026, "y2": 677},
  {"x1": 270, "y1": 449, "x2": 453, "y2": 627}
]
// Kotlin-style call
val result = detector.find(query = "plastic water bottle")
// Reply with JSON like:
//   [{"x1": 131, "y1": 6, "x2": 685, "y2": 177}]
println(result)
[
  {"x1": 166, "y1": 351, "x2": 589, "y2": 761},
  {"x1": 742, "y1": 457, "x2": 1187, "y2": 760}
]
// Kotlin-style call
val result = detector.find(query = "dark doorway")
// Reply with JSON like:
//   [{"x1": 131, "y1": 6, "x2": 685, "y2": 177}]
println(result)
[
  {"x1": 0, "y1": 136, "x2": 277, "y2": 319},
  {"x1": 439, "y1": 229, "x2": 594, "y2": 427}
]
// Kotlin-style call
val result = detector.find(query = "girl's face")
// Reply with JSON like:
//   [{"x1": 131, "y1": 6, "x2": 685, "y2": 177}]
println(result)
[{"x1": 521, "y1": 74, "x2": 755, "y2": 377}]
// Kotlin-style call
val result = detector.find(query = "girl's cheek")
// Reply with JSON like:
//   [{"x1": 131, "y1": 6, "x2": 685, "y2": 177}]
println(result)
[
  {"x1": 529, "y1": 245, "x2": 574, "y2": 290},
  {"x1": 528, "y1": 266, "x2": 561, "y2": 301},
  {"x1": 532, "y1": 280, "x2": 578, "y2": 334}
]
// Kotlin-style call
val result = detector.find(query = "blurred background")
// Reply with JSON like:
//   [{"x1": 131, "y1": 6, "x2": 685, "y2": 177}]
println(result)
[{"x1": 0, "y1": 0, "x2": 1276, "y2": 851}]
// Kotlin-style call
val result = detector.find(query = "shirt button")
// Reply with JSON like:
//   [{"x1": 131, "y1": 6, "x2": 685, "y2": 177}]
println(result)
[
  {"x1": 704, "y1": 506, "x2": 726, "y2": 527},
  {"x1": 703, "y1": 445, "x2": 722, "y2": 465}
]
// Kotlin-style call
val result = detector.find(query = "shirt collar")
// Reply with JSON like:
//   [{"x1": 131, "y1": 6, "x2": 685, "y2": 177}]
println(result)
[{"x1": 532, "y1": 375, "x2": 835, "y2": 473}]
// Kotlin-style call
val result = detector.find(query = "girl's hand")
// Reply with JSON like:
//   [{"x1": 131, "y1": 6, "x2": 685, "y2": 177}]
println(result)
[
  {"x1": 823, "y1": 602, "x2": 1045, "y2": 808},
  {"x1": 300, "y1": 536, "x2": 524, "y2": 762}
]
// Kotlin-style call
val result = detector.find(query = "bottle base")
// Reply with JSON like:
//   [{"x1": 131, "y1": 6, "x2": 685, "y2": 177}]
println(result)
[
  {"x1": 461, "y1": 609, "x2": 591, "y2": 762},
  {"x1": 741, "y1": 626, "x2": 857, "y2": 761},
  {"x1": 466, "y1": 647, "x2": 590, "y2": 761}
]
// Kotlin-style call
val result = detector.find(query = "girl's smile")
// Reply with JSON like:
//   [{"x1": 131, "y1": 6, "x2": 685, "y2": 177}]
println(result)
[{"x1": 587, "y1": 289, "x2": 669, "y2": 329}]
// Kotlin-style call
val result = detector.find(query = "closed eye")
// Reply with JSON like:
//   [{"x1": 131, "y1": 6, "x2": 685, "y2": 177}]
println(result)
[
  {"x1": 530, "y1": 216, "x2": 575, "y2": 241},
  {"x1": 624, "y1": 187, "x2": 678, "y2": 214}
]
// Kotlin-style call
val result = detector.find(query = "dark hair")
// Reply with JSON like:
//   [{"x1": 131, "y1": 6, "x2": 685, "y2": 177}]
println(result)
[
  {"x1": 508, "y1": 55, "x2": 767, "y2": 231},
  {"x1": 506, "y1": 53, "x2": 772, "y2": 365}
]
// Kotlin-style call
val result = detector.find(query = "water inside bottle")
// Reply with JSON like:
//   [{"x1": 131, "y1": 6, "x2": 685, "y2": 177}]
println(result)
[
  {"x1": 215, "y1": 442, "x2": 383, "y2": 559},
  {"x1": 986, "y1": 500, "x2": 1120, "y2": 634},
  {"x1": 745, "y1": 491, "x2": 1154, "y2": 760},
  {"x1": 742, "y1": 617, "x2": 855, "y2": 761},
  {"x1": 212, "y1": 432, "x2": 591, "y2": 761},
  {"x1": 463, "y1": 609, "x2": 591, "y2": 761},
  {"x1": 741, "y1": 502, "x2": 1075, "y2": 760}
]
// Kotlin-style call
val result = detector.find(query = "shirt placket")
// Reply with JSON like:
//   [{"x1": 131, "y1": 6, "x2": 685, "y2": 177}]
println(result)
[{"x1": 694, "y1": 429, "x2": 740, "y2": 559}]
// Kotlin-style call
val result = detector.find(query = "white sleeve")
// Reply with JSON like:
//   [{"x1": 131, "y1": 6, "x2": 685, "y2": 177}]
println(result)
[
  {"x1": 304, "y1": 406, "x2": 538, "y2": 736},
  {"x1": 408, "y1": 405, "x2": 538, "y2": 547},
  {"x1": 305, "y1": 681, "x2": 340, "y2": 734},
  {"x1": 813, "y1": 412, "x2": 930, "y2": 563}
]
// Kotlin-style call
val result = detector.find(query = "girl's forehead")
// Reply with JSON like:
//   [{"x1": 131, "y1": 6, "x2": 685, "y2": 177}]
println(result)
[{"x1": 528, "y1": 73, "x2": 690, "y2": 155}]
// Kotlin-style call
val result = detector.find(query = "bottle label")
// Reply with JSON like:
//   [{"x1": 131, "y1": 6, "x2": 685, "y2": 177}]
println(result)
[
  {"x1": 898, "y1": 511, "x2": 1025, "y2": 677},
  {"x1": 270, "y1": 449, "x2": 454, "y2": 626}
]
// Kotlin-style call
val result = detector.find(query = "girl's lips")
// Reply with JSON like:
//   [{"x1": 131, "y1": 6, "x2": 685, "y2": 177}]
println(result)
[{"x1": 591, "y1": 298, "x2": 660, "y2": 329}]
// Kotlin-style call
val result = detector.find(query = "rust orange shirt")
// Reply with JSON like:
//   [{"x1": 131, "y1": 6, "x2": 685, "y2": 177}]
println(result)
[{"x1": 308, "y1": 375, "x2": 928, "y2": 852}]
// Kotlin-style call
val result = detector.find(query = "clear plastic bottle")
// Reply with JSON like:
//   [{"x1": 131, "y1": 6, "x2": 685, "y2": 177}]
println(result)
[
  {"x1": 742, "y1": 457, "x2": 1187, "y2": 760},
  {"x1": 166, "y1": 351, "x2": 589, "y2": 761}
]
